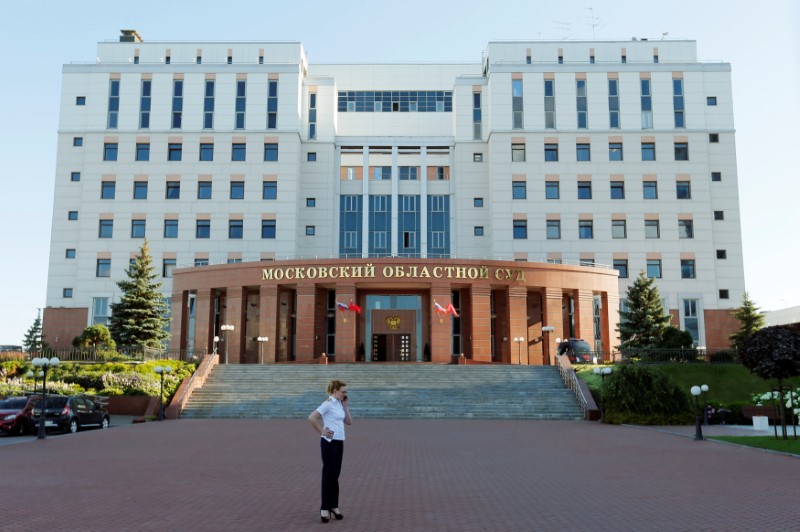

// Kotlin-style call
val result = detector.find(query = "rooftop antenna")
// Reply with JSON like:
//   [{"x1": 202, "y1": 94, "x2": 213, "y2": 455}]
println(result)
[
  {"x1": 586, "y1": 7, "x2": 602, "y2": 40},
  {"x1": 661, "y1": 28, "x2": 669, "y2": 40},
  {"x1": 554, "y1": 21, "x2": 571, "y2": 40}
]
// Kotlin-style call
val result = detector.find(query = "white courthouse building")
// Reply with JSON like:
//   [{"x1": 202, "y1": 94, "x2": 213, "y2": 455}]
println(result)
[{"x1": 43, "y1": 31, "x2": 744, "y2": 361}]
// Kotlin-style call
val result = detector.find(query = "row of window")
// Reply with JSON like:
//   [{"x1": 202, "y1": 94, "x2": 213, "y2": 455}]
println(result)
[
  {"x1": 510, "y1": 180, "x2": 694, "y2": 200},
  {"x1": 96, "y1": 142, "x2": 279, "y2": 162},
  {"x1": 512, "y1": 140, "x2": 705, "y2": 163},
  {"x1": 508, "y1": 217, "x2": 724, "y2": 240},
  {"x1": 95, "y1": 180, "x2": 282, "y2": 201},
  {"x1": 84, "y1": 218, "x2": 285, "y2": 240}
]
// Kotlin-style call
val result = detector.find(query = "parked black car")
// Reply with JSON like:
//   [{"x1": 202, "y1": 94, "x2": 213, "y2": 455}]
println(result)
[
  {"x1": 30, "y1": 395, "x2": 110, "y2": 434},
  {"x1": 556, "y1": 338, "x2": 594, "y2": 364},
  {"x1": 0, "y1": 395, "x2": 41, "y2": 435}
]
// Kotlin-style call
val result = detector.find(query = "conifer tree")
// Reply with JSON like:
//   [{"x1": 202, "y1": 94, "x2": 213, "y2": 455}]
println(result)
[
  {"x1": 22, "y1": 310, "x2": 45, "y2": 353},
  {"x1": 729, "y1": 291, "x2": 765, "y2": 350},
  {"x1": 109, "y1": 240, "x2": 169, "y2": 348},
  {"x1": 618, "y1": 271, "x2": 672, "y2": 349}
]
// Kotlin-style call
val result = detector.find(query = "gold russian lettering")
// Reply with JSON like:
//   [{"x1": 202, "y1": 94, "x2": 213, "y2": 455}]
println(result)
[
  {"x1": 339, "y1": 267, "x2": 349, "y2": 278},
  {"x1": 365, "y1": 264, "x2": 375, "y2": 277},
  {"x1": 307, "y1": 267, "x2": 317, "y2": 279},
  {"x1": 296, "y1": 267, "x2": 306, "y2": 279},
  {"x1": 329, "y1": 267, "x2": 339, "y2": 279},
  {"x1": 433, "y1": 266, "x2": 443, "y2": 278},
  {"x1": 394, "y1": 266, "x2": 406, "y2": 278},
  {"x1": 419, "y1": 266, "x2": 431, "y2": 278},
  {"x1": 479, "y1": 266, "x2": 489, "y2": 279},
  {"x1": 455, "y1": 267, "x2": 467, "y2": 279},
  {"x1": 274, "y1": 269, "x2": 285, "y2": 280},
  {"x1": 262, "y1": 269, "x2": 274, "y2": 280},
  {"x1": 285, "y1": 268, "x2": 295, "y2": 280},
  {"x1": 408, "y1": 266, "x2": 418, "y2": 277},
  {"x1": 515, "y1": 270, "x2": 526, "y2": 282},
  {"x1": 467, "y1": 267, "x2": 479, "y2": 280},
  {"x1": 351, "y1": 266, "x2": 363, "y2": 278},
  {"x1": 494, "y1": 268, "x2": 504, "y2": 280},
  {"x1": 444, "y1": 266, "x2": 455, "y2": 278}
]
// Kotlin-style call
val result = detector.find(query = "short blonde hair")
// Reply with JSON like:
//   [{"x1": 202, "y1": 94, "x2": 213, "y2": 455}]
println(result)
[{"x1": 326, "y1": 379, "x2": 347, "y2": 395}]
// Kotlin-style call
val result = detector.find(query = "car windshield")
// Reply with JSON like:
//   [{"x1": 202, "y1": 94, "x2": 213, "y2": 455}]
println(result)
[
  {"x1": 571, "y1": 341, "x2": 593, "y2": 354},
  {"x1": 41, "y1": 397, "x2": 68, "y2": 409},
  {"x1": 0, "y1": 398, "x2": 28, "y2": 409}
]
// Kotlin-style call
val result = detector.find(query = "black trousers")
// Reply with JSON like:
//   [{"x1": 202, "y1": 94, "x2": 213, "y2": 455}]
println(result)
[{"x1": 320, "y1": 438, "x2": 344, "y2": 510}]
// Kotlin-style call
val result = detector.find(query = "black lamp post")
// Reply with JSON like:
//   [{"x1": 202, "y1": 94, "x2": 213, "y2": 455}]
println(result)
[
  {"x1": 701, "y1": 384, "x2": 709, "y2": 425},
  {"x1": 26, "y1": 370, "x2": 43, "y2": 395},
  {"x1": 691, "y1": 385, "x2": 704, "y2": 441},
  {"x1": 31, "y1": 356, "x2": 60, "y2": 440},
  {"x1": 154, "y1": 365, "x2": 173, "y2": 420},
  {"x1": 593, "y1": 366, "x2": 613, "y2": 422}
]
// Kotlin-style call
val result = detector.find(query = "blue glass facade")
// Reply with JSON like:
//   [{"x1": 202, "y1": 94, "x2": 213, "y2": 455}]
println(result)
[
  {"x1": 339, "y1": 195, "x2": 362, "y2": 258},
  {"x1": 368, "y1": 195, "x2": 391, "y2": 257},
  {"x1": 338, "y1": 91, "x2": 452, "y2": 112},
  {"x1": 398, "y1": 195, "x2": 420, "y2": 257},
  {"x1": 427, "y1": 195, "x2": 450, "y2": 258}
]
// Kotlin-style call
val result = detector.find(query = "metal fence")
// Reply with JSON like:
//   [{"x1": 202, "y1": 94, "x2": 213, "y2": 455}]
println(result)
[
  {"x1": 5, "y1": 348, "x2": 207, "y2": 364},
  {"x1": 614, "y1": 348, "x2": 740, "y2": 365}
]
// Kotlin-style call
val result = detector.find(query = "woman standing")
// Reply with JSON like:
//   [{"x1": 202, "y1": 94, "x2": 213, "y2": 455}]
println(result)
[{"x1": 308, "y1": 379, "x2": 351, "y2": 523}]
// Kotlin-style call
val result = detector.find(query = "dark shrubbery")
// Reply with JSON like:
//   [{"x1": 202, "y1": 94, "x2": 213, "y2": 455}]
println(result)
[{"x1": 602, "y1": 364, "x2": 693, "y2": 425}]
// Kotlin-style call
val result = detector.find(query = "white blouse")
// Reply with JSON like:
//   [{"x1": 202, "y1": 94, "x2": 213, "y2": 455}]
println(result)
[{"x1": 316, "y1": 396, "x2": 346, "y2": 442}]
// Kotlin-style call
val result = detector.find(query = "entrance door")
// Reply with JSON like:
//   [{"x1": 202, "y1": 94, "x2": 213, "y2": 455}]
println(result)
[
  {"x1": 371, "y1": 309, "x2": 416, "y2": 362},
  {"x1": 372, "y1": 334, "x2": 412, "y2": 361}
]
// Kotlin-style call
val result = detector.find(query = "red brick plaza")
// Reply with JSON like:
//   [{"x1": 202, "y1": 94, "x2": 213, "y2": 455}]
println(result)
[{"x1": 3, "y1": 419, "x2": 797, "y2": 531}]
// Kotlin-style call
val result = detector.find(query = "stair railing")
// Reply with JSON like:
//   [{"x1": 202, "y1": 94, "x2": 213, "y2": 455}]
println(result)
[{"x1": 555, "y1": 354, "x2": 599, "y2": 420}]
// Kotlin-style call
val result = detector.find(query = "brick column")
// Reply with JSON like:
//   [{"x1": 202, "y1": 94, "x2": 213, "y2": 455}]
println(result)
[
  {"x1": 430, "y1": 284, "x2": 453, "y2": 363},
  {"x1": 574, "y1": 289, "x2": 594, "y2": 346},
  {"x1": 194, "y1": 288, "x2": 215, "y2": 356},
  {"x1": 508, "y1": 287, "x2": 528, "y2": 365},
  {"x1": 542, "y1": 288, "x2": 563, "y2": 365},
  {"x1": 169, "y1": 290, "x2": 187, "y2": 352},
  {"x1": 295, "y1": 285, "x2": 317, "y2": 362},
  {"x1": 601, "y1": 291, "x2": 620, "y2": 361},
  {"x1": 469, "y1": 286, "x2": 492, "y2": 362},
  {"x1": 224, "y1": 287, "x2": 245, "y2": 364},
  {"x1": 334, "y1": 284, "x2": 357, "y2": 362},
  {"x1": 259, "y1": 285, "x2": 278, "y2": 363}
]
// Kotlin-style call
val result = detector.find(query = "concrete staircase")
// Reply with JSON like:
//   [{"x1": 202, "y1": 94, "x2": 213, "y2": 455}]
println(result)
[{"x1": 181, "y1": 364, "x2": 585, "y2": 420}]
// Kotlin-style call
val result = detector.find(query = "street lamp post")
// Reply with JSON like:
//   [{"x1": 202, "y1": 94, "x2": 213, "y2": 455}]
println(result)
[
  {"x1": 513, "y1": 337, "x2": 524, "y2": 365},
  {"x1": 541, "y1": 326, "x2": 555, "y2": 365},
  {"x1": 593, "y1": 367, "x2": 613, "y2": 422},
  {"x1": 213, "y1": 336, "x2": 220, "y2": 356},
  {"x1": 701, "y1": 384, "x2": 709, "y2": 425},
  {"x1": 154, "y1": 365, "x2": 173, "y2": 420},
  {"x1": 31, "y1": 356, "x2": 60, "y2": 440},
  {"x1": 691, "y1": 385, "x2": 704, "y2": 441},
  {"x1": 220, "y1": 324, "x2": 235, "y2": 364},
  {"x1": 26, "y1": 370, "x2": 43, "y2": 395},
  {"x1": 257, "y1": 336, "x2": 269, "y2": 364}
]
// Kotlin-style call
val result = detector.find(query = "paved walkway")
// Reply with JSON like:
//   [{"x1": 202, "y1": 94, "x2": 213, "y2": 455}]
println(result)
[{"x1": 2, "y1": 419, "x2": 798, "y2": 531}]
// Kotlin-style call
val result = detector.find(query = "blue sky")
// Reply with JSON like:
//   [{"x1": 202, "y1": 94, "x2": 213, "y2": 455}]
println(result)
[{"x1": 0, "y1": 0, "x2": 798, "y2": 343}]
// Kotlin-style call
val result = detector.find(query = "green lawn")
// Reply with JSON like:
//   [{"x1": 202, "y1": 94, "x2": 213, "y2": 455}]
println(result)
[{"x1": 709, "y1": 435, "x2": 800, "y2": 455}]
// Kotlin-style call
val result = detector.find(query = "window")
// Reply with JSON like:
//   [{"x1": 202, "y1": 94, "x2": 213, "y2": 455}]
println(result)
[
  {"x1": 306, "y1": 198, "x2": 316, "y2": 207},
  {"x1": 641, "y1": 79, "x2": 652, "y2": 129},
  {"x1": 131, "y1": 219, "x2": 146, "y2": 238},
  {"x1": 613, "y1": 259, "x2": 629, "y2": 279},
  {"x1": 399, "y1": 166, "x2": 418, "y2": 180},
  {"x1": 172, "y1": 80, "x2": 183, "y2": 129},
  {"x1": 306, "y1": 89, "x2": 315, "y2": 137},
  {"x1": 229, "y1": 220, "x2": 243, "y2": 239},
  {"x1": 707, "y1": 96, "x2": 717, "y2": 106},
  {"x1": 199, "y1": 143, "x2": 214, "y2": 161},
  {"x1": 682, "y1": 299, "x2": 700, "y2": 345},
  {"x1": 73, "y1": 137, "x2": 83, "y2": 146},
  {"x1": 76, "y1": 96, "x2": 86, "y2": 106},
  {"x1": 681, "y1": 259, "x2": 696, "y2": 279},
  {"x1": 473, "y1": 153, "x2": 483, "y2": 162},
  {"x1": 263, "y1": 143, "x2": 278, "y2": 161},
  {"x1": 646, "y1": 259, "x2": 662, "y2": 278},
  {"x1": 232, "y1": 143, "x2": 246, "y2": 161},
  {"x1": 511, "y1": 143, "x2": 526, "y2": 162},
  {"x1": 512, "y1": 79, "x2": 523, "y2": 129},
  {"x1": 70, "y1": 172, "x2": 81, "y2": 182},
  {"x1": 676, "y1": 181, "x2": 691, "y2": 199},
  {"x1": 92, "y1": 296, "x2": 109, "y2": 325},
  {"x1": 474, "y1": 226, "x2": 484, "y2": 236},
  {"x1": 101, "y1": 181, "x2": 116, "y2": 199},
  {"x1": 558, "y1": 55, "x2": 563, "y2": 64},
  {"x1": 96, "y1": 259, "x2": 111, "y2": 278},
  {"x1": 610, "y1": 182, "x2": 625, "y2": 199},
  {"x1": 374, "y1": 167, "x2": 391, "y2": 180},
  {"x1": 474, "y1": 197, "x2": 484, "y2": 207},
  {"x1": 305, "y1": 226, "x2": 316, "y2": 236},
  {"x1": 711, "y1": 172, "x2": 722, "y2": 182},
  {"x1": 678, "y1": 220, "x2": 694, "y2": 239},
  {"x1": 194, "y1": 259, "x2": 209, "y2": 267},
  {"x1": 204, "y1": 80, "x2": 215, "y2": 129},
  {"x1": 576, "y1": 79, "x2": 588, "y2": 128},
  {"x1": 267, "y1": 80, "x2": 278, "y2": 130},
  {"x1": 168, "y1": 143, "x2": 182, "y2": 161},
  {"x1": 230, "y1": 181, "x2": 245, "y2": 199},
  {"x1": 107, "y1": 80, "x2": 120, "y2": 129},
  {"x1": 307, "y1": 152, "x2": 317, "y2": 162},
  {"x1": 136, "y1": 143, "x2": 150, "y2": 161},
  {"x1": 673, "y1": 78, "x2": 685, "y2": 128},
  {"x1": 63, "y1": 288, "x2": 73, "y2": 298},
  {"x1": 576, "y1": 143, "x2": 591, "y2": 161},
  {"x1": 196, "y1": 220, "x2": 210, "y2": 238},
  {"x1": 261, "y1": 220, "x2": 276, "y2": 239},
  {"x1": 235, "y1": 80, "x2": 246, "y2": 129},
  {"x1": 544, "y1": 79, "x2": 556, "y2": 128},
  {"x1": 512, "y1": 181, "x2": 527, "y2": 199},
  {"x1": 643, "y1": 182, "x2": 658, "y2": 199},
  {"x1": 589, "y1": 55, "x2": 595, "y2": 64},
  {"x1": 435, "y1": 167, "x2": 448, "y2": 180},
  {"x1": 714, "y1": 211, "x2": 725, "y2": 220},
  {"x1": 544, "y1": 143, "x2": 559, "y2": 162},
  {"x1": 645, "y1": 220, "x2": 660, "y2": 238},
  {"x1": 641, "y1": 142, "x2": 656, "y2": 161},
  {"x1": 579, "y1": 220, "x2": 593, "y2": 239},
  {"x1": 608, "y1": 79, "x2": 620, "y2": 128},
  {"x1": 166, "y1": 181, "x2": 180, "y2": 199},
  {"x1": 68, "y1": 211, "x2": 79, "y2": 221},
  {"x1": 98, "y1": 220, "x2": 113, "y2": 238},
  {"x1": 709, "y1": 133, "x2": 719, "y2": 143},
  {"x1": 546, "y1": 220, "x2": 561, "y2": 239},
  {"x1": 545, "y1": 182, "x2": 560, "y2": 199},
  {"x1": 621, "y1": 54, "x2": 627, "y2": 64},
  {"x1": 654, "y1": 54, "x2": 659, "y2": 64},
  {"x1": 133, "y1": 181, "x2": 148, "y2": 199},
  {"x1": 513, "y1": 220, "x2": 527, "y2": 239},
  {"x1": 612, "y1": 220, "x2": 627, "y2": 239},
  {"x1": 163, "y1": 259, "x2": 176, "y2": 278},
  {"x1": 164, "y1": 220, "x2": 178, "y2": 238},
  {"x1": 103, "y1": 143, "x2": 118, "y2": 161},
  {"x1": 674, "y1": 142, "x2": 689, "y2": 161},
  {"x1": 139, "y1": 80, "x2": 151, "y2": 128},
  {"x1": 719, "y1": 289, "x2": 730, "y2": 299},
  {"x1": 717, "y1": 250, "x2": 727, "y2": 259},
  {"x1": 473, "y1": 91, "x2": 482, "y2": 139},
  {"x1": 65, "y1": 249, "x2": 76, "y2": 259},
  {"x1": 578, "y1": 182, "x2": 592, "y2": 199},
  {"x1": 262, "y1": 181, "x2": 277, "y2": 200},
  {"x1": 197, "y1": 182, "x2": 212, "y2": 199}
]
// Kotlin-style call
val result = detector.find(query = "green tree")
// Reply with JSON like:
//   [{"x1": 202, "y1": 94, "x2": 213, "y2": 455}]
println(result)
[
  {"x1": 658, "y1": 326, "x2": 694, "y2": 349},
  {"x1": 729, "y1": 291, "x2": 766, "y2": 351},
  {"x1": 618, "y1": 271, "x2": 671, "y2": 349},
  {"x1": 72, "y1": 324, "x2": 116, "y2": 349},
  {"x1": 109, "y1": 240, "x2": 169, "y2": 348},
  {"x1": 22, "y1": 310, "x2": 45, "y2": 354}
]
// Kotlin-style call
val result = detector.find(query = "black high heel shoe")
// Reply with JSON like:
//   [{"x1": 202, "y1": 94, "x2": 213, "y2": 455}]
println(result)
[
  {"x1": 330, "y1": 508, "x2": 344, "y2": 520},
  {"x1": 320, "y1": 510, "x2": 330, "y2": 523}
]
